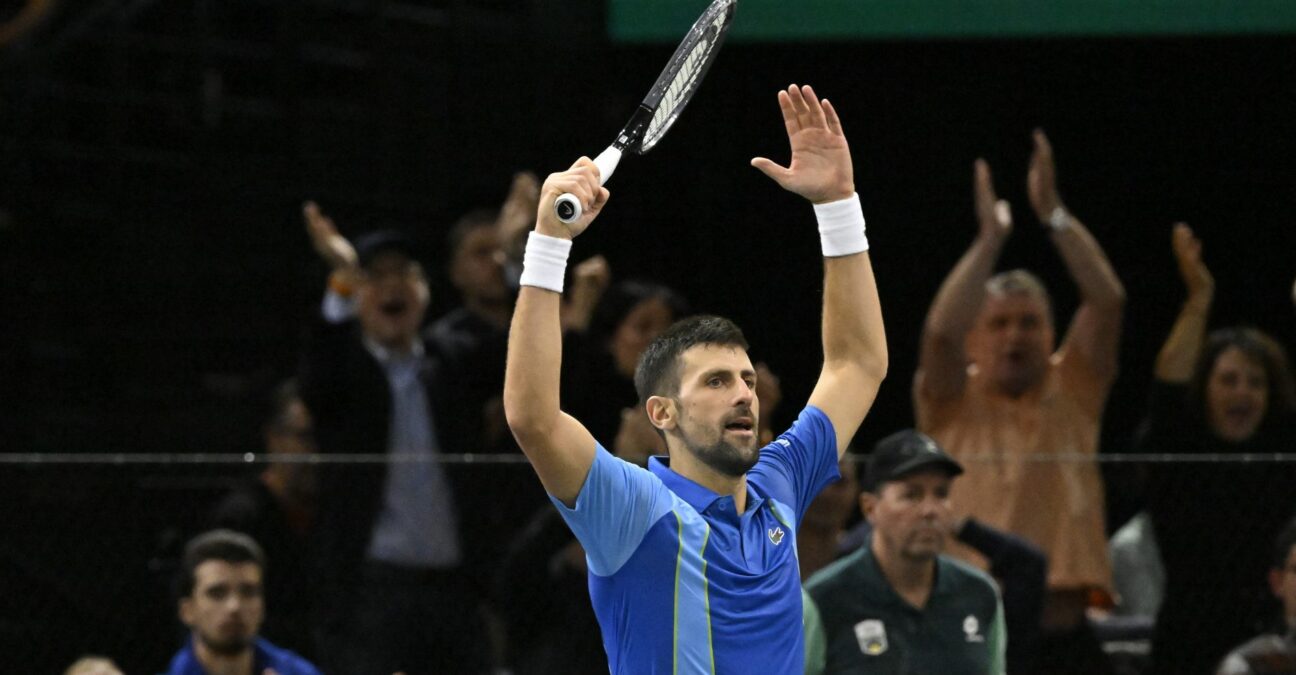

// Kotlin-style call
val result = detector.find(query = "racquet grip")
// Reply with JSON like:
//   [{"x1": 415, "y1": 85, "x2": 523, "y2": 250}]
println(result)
[{"x1": 555, "y1": 147, "x2": 623, "y2": 223}]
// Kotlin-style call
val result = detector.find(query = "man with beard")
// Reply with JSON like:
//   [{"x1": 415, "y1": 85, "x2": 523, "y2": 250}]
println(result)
[
  {"x1": 164, "y1": 530, "x2": 320, "y2": 675},
  {"x1": 915, "y1": 132, "x2": 1125, "y2": 672},
  {"x1": 803, "y1": 430, "x2": 1005, "y2": 674},
  {"x1": 504, "y1": 84, "x2": 887, "y2": 673}
]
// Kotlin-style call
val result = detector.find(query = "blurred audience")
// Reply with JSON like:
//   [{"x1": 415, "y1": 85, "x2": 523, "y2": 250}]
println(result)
[
  {"x1": 164, "y1": 530, "x2": 320, "y2": 675},
  {"x1": 1216, "y1": 516, "x2": 1296, "y2": 675},
  {"x1": 210, "y1": 379, "x2": 318, "y2": 659},
  {"x1": 298, "y1": 205, "x2": 487, "y2": 674},
  {"x1": 804, "y1": 430, "x2": 1006, "y2": 675},
  {"x1": 797, "y1": 456, "x2": 859, "y2": 581},
  {"x1": 915, "y1": 133, "x2": 1124, "y2": 673},
  {"x1": 560, "y1": 278, "x2": 690, "y2": 444},
  {"x1": 1140, "y1": 224, "x2": 1296, "y2": 674}
]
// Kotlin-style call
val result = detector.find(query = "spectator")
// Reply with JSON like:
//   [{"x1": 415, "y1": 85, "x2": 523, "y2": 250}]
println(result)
[
  {"x1": 1216, "y1": 517, "x2": 1296, "y2": 675},
  {"x1": 915, "y1": 133, "x2": 1124, "y2": 673},
  {"x1": 163, "y1": 530, "x2": 320, "y2": 675},
  {"x1": 210, "y1": 379, "x2": 317, "y2": 658},
  {"x1": 1141, "y1": 224, "x2": 1296, "y2": 674},
  {"x1": 64, "y1": 657, "x2": 124, "y2": 675},
  {"x1": 797, "y1": 457, "x2": 859, "y2": 581},
  {"x1": 560, "y1": 278, "x2": 690, "y2": 444},
  {"x1": 804, "y1": 430, "x2": 1005, "y2": 675},
  {"x1": 298, "y1": 205, "x2": 487, "y2": 674},
  {"x1": 837, "y1": 511, "x2": 1047, "y2": 674}
]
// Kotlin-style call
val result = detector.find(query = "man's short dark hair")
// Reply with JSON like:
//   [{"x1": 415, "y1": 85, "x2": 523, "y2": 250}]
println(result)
[
  {"x1": 178, "y1": 530, "x2": 266, "y2": 598},
  {"x1": 1274, "y1": 516, "x2": 1296, "y2": 569},
  {"x1": 634, "y1": 315, "x2": 749, "y2": 404}
]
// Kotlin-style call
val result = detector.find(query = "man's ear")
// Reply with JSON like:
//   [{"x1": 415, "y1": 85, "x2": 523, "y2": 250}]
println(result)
[
  {"x1": 179, "y1": 597, "x2": 195, "y2": 628},
  {"x1": 1270, "y1": 567, "x2": 1284, "y2": 598},
  {"x1": 646, "y1": 395, "x2": 677, "y2": 432},
  {"x1": 860, "y1": 491, "x2": 878, "y2": 523}
]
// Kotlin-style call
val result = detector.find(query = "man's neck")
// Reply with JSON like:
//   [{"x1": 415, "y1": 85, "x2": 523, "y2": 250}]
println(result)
[
  {"x1": 193, "y1": 636, "x2": 254, "y2": 675},
  {"x1": 669, "y1": 451, "x2": 749, "y2": 514},
  {"x1": 464, "y1": 296, "x2": 512, "y2": 329},
  {"x1": 870, "y1": 540, "x2": 935, "y2": 610}
]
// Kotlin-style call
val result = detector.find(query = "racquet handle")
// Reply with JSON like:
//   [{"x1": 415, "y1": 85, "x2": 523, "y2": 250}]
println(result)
[{"x1": 555, "y1": 146, "x2": 623, "y2": 223}]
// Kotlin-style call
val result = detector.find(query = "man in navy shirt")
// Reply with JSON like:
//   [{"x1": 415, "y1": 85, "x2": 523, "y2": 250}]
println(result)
[
  {"x1": 164, "y1": 530, "x2": 321, "y2": 675},
  {"x1": 504, "y1": 84, "x2": 887, "y2": 673}
]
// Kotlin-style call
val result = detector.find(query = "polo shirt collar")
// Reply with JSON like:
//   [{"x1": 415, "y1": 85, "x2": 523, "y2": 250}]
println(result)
[{"x1": 648, "y1": 455, "x2": 765, "y2": 515}]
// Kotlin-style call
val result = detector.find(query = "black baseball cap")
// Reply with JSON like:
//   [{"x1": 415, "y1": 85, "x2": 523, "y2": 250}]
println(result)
[
  {"x1": 354, "y1": 230, "x2": 419, "y2": 269},
  {"x1": 862, "y1": 429, "x2": 963, "y2": 492}
]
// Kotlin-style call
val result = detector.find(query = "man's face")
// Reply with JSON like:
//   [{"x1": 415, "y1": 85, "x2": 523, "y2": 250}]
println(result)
[
  {"x1": 610, "y1": 298, "x2": 675, "y2": 379},
  {"x1": 1206, "y1": 346, "x2": 1269, "y2": 442},
  {"x1": 356, "y1": 251, "x2": 429, "y2": 350},
  {"x1": 179, "y1": 560, "x2": 264, "y2": 656},
  {"x1": 865, "y1": 470, "x2": 953, "y2": 563},
  {"x1": 968, "y1": 292, "x2": 1054, "y2": 397},
  {"x1": 450, "y1": 226, "x2": 509, "y2": 305},
  {"x1": 1270, "y1": 544, "x2": 1296, "y2": 627},
  {"x1": 669, "y1": 345, "x2": 761, "y2": 477},
  {"x1": 265, "y1": 398, "x2": 318, "y2": 502}
]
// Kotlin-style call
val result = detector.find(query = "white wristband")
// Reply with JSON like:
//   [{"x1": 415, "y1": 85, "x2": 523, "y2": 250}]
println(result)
[
  {"x1": 519, "y1": 231, "x2": 573, "y2": 293},
  {"x1": 814, "y1": 193, "x2": 869, "y2": 257}
]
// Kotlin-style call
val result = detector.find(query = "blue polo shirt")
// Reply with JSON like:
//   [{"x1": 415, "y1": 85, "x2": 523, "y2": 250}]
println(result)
[
  {"x1": 163, "y1": 636, "x2": 321, "y2": 675},
  {"x1": 551, "y1": 405, "x2": 840, "y2": 674}
]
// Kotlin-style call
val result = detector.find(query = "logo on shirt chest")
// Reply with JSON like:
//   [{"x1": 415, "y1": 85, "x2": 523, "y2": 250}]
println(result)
[
  {"x1": 854, "y1": 619, "x2": 888, "y2": 656},
  {"x1": 963, "y1": 615, "x2": 984, "y2": 643},
  {"x1": 767, "y1": 526, "x2": 785, "y2": 545}
]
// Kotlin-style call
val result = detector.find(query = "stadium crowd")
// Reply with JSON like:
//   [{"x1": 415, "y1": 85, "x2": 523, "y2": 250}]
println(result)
[{"x1": 58, "y1": 130, "x2": 1296, "y2": 675}]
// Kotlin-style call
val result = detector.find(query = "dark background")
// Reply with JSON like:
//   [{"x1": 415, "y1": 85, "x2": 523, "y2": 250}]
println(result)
[{"x1": 2, "y1": 0, "x2": 1294, "y2": 671}]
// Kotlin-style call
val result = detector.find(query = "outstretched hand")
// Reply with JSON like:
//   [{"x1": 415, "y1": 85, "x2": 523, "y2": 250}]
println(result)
[
  {"x1": 536, "y1": 158, "x2": 609, "y2": 240},
  {"x1": 498, "y1": 171, "x2": 541, "y2": 263},
  {"x1": 973, "y1": 159, "x2": 1012, "y2": 242},
  {"x1": 303, "y1": 201, "x2": 358, "y2": 272},
  {"x1": 751, "y1": 84, "x2": 855, "y2": 204},
  {"x1": 1026, "y1": 129, "x2": 1066, "y2": 222},
  {"x1": 1171, "y1": 222, "x2": 1214, "y2": 299}
]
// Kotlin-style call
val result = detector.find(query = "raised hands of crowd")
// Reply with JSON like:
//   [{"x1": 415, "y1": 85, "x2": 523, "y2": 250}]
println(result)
[
  {"x1": 302, "y1": 201, "x2": 360, "y2": 290},
  {"x1": 563, "y1": 254, "x2": 611, "y2": 333},
  {"x1": 974, "y1": 158, "x2": 1013, "y2": 244}
]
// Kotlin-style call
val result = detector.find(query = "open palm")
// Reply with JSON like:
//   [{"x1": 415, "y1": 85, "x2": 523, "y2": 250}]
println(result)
[{"x1": 752, "y1": 84, "x2": 854, "y2": 204}]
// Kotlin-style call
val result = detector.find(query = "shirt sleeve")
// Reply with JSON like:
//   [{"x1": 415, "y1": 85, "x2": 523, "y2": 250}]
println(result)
[
  {"x1": 548, "y1": 444, "x2": 675, "y2": 577},
  {"x1": 747, "y1": 406, "x2": 841, "y2": 523},
  {"x1": 321, "y1": 289, "x2": 356, "y2": 323},
  {"x1": 801, "y1": 588, "x2": 827, "y2": 675}
]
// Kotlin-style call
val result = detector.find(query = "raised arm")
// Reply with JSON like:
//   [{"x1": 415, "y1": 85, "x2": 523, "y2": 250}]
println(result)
[
  {"x1": 503, "y1": 159, "x2": 609, "y2": 506},
  {"x1": 751, "y1": 84, "x2": 887, "y2": 457},
  {"x1": 302, "y1": 201, "x2": 361, "y2": 315},
  {"x1": 1027, "y1": 130, "x2": 1126, "y2": 382},
  {"x1": 1155, "y1": 223, "x2": 1214, "y2": 382},
  {"x1": 916, "y1": 160, "x2": 1013, "y2": 403}
]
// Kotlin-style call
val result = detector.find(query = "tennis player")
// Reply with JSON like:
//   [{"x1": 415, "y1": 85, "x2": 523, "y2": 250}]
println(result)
[{"x1": 503, "y1": 84, "x2": 886, "y2": 673}]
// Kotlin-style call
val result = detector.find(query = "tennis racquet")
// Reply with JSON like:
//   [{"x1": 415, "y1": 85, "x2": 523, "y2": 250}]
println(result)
[{"x1": 554, "y1": 0, "x2": 738, "y2": 223}]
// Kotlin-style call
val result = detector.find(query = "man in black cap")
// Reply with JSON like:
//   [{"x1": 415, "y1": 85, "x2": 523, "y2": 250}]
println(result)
[
  {"x1": 804, "y1": 429, "x2": 1006, "y2": 674},
  {"x1": 298, "y1": 203, "x2": 487, "y2": 674}
]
